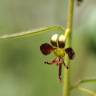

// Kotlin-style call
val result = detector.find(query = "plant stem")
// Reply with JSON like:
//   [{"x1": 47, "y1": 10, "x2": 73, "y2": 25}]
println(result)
[
  {"x1": 63, "y1": 0, "x2": 74, "y2": 96},
  {"x1": 0, "y1": 26, "x2": 64, "y2": 39},
  {"x1": 77, "y1": 86, "x2": 96, "y2": 96},
  {"x1": 67, "y1": 0, "x2": 74, "y2": 30}
]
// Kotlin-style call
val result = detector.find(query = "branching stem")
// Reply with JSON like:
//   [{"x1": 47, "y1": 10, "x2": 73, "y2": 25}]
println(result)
[{"x1": 77, "y1": 86, "x2": 96, "y2": 96}]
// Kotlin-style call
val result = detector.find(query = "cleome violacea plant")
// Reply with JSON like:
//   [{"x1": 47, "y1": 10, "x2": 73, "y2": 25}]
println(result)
[
  {"x1": 0, "y1": 0, "x2": 96, "y2": 96},
  {"x1": 40, "y1": 34, "x2": 75, "y2": 80}
]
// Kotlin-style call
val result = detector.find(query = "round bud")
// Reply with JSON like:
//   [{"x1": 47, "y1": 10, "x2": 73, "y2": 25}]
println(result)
[
  {"x1": 50, "y1": 34, "x2": 59, "y2": 47},
  {"x1": 58, "y1": 35, "x2": 65, "y2": 48},
  {"x1": 77, "y1": 0, "x2": 83, "y2": 6}
]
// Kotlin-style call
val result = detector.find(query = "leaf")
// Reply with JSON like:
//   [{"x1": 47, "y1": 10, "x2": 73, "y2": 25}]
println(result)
[
  {"x1": 70, "y1": 79, "x2": 96, "y2": 96},
  {"x1": 79, "y1": 79, "x2": 96, "y2": 84},
  {"x1": 70, "y1": 79, "x2": 96, "y2": 90},
  {"x1": 77, "y1": 86, "x2": 96, "y2": 96},
  {"x1": 0, "y1": 25, "x2": 64, "y2": 39}
]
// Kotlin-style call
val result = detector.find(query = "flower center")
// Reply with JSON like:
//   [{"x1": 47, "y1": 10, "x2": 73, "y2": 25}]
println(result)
[{"x1": 54, "y1": 48, "x2": 65, "y2": 57}]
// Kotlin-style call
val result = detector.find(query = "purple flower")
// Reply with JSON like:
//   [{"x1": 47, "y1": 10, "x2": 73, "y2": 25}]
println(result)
[{"x1": 40, "y1": 34, "x2": 75, "y2": 80}]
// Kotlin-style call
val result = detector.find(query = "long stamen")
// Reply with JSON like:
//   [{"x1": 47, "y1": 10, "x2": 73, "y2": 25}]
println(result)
[
  {"x1": 63, "y1": 61, "x2": 69, "y2": 69},
  {"x1": 58, "y1": 64, "x2": 62, "y2": 80},
  {"x1": 44, "y1": 61, "x2": 53, "y2": 64}
]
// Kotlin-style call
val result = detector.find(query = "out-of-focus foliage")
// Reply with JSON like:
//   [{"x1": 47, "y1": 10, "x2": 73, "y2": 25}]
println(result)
[{"x1": 0, "y1": 0, "x2": 96, "y2": 96}]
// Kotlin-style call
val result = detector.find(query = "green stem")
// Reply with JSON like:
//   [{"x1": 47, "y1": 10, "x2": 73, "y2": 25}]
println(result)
[
  {"x1": 63, "y1": 0, "x2": 74, "y2": 96},
  {"x1": 71, "y1": 85, "x2": 96, "y2": 96},
  {"x1": 67, "y1": 0, "x2": 74, "y2": 30},
  {"x1": 0, "y1": 26, "x2": 64, "y2": 39},
  {"x1": 77, "y1": 86, "x2": 96, "y2": 96}
]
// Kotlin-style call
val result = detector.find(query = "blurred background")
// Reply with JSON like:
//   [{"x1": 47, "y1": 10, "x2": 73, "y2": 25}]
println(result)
[{"x1": 0, "y1": 0, "x2": 96, "y2": 96}]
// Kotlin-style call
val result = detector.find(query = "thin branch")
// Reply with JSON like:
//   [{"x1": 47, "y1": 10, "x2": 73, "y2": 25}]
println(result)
[
  {"x1": 77, "y1": 86, "x2": 96, "y2": 96},
  {"x1": 70, "y1": 79, "x2": 96, "y2": 90},
  {"x1": 0, "y1": 26, "x2": 64, "y2": 39},
  {"x1": 79, "y1": 79, "x2": 96, "y2": 84}
]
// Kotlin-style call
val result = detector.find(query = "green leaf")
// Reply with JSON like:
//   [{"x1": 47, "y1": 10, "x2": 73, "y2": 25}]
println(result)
[
  {"x1": 0, "y1": 25, "x2": 64, "y2": 39},
  {"x1": 79, "y1": 79, "x2": 96, "y2": 85},
  {"x1": 70, "y1": 79, "x2": 96, "y2": 90},
  {"x1": 70, "y1": 79, "x2": 96, "y2": 96},
  {"x1": 77, "y1": 86, "x2": 96, "y2": 96}
]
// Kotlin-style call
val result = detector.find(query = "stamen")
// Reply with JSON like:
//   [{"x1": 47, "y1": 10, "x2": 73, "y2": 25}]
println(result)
[
  {"x1": 63, "y1": 61, "x2": 69, "y2": 69},
  {"x1": 58, "y1": 64, "x2": 62, "y2": 81},
  {"x1": 64, "y1": 63, "x2": 69, "y2": 69},
  {"x1": 44, "y1": 57, "x2": 59, "y2": 65},
  {"x1": 44, "y1": 61, "x2": 52, "y2": 64}
]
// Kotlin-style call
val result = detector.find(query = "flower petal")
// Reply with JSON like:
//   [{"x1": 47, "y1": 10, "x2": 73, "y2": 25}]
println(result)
[
  {"x1": 58, "y1": 41, "x2": 65, "y2": 48},
  {"x1": 40, "y1": 43, "x2": 54, "y2": 55},
  {"x1": 50, "y1": 34, "x2": 58, "y2": 47},
  {"x1": 65, "y1": 48, "x2": 75, "y2": 59},
  {"x1": 58, "y1": 35, "x2": 65, "y2": 48}
]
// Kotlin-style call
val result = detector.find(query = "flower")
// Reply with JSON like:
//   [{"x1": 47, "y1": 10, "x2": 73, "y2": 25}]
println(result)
[
  {"x1": 40, "y1": 34, "x2": 75, "y2": 80},
  {"x1": 77, "y1": 0, "x2": 83, "y2": 6}
]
